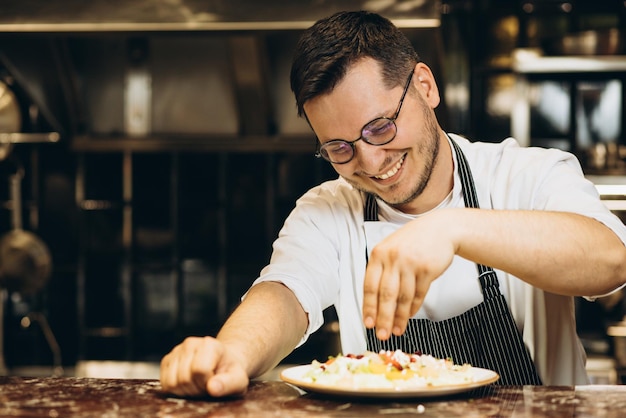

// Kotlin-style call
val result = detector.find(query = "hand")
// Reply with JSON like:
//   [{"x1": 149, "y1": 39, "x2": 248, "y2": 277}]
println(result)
[
  {"x1": 160, "y1": 336, "x2": 249, "y2": 398},
  {"x1": 362, "y1": 211, "x2": 457, "y2": 340}
]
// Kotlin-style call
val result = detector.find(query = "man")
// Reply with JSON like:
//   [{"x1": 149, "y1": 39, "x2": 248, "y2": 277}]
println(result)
[{"x1": 160, "y1": 11, "x2": 626, "y2": 397}]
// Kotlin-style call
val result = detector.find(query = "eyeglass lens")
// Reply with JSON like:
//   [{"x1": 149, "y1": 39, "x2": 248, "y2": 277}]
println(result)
[
  {"x1": 362, "y1": 118, "x2": 396, "y2": 143},
  {"x1": 319, "y1": 116, "x2": 397, "y2": 164},
  {"x1": 317, "y1": 71, "x2": 413, "y2": 164}
]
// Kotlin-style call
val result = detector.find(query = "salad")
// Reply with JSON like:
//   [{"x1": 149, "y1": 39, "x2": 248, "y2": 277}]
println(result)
[{"x1": 303, "y1": 350, "x2": 476, "y2": 389}]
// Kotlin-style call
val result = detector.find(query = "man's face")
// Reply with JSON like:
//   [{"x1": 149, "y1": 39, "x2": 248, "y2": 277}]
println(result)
[{"x1": 303, "y1": 58, "x2": 444, "y2": 214}]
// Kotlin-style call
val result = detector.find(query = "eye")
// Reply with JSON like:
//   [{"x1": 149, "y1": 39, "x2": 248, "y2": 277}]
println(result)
[
  {"x1": 363, "y1": 118, "x2": 394, "y2": 138},
  {"x1": 325, "y1": 141, "x2": 352, "y2": 155}
]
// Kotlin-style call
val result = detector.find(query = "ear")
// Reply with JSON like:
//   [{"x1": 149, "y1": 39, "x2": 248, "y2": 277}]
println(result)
[{"x1": 413, "y1": 62, "x2": 440, "y2": 108}]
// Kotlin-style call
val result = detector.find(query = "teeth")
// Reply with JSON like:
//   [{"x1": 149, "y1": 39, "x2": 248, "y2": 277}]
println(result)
[{"x1": 375, "y1": 156, "x2": 404, "y2": 180}]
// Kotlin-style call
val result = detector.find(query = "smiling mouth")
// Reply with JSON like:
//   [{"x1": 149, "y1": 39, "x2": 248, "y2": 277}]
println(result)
[{"x1": 374, "y1": 155, "x2": 405, "y2": 180}]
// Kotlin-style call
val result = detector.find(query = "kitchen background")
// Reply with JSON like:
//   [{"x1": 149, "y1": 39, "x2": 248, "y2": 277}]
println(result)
[{"x1": 0, "y1": 0, "x2": 625, "y2": 382}]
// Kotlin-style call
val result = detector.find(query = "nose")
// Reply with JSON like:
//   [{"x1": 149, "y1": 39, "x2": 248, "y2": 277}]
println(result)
[{"x1": 352, "y1": 141, "x2": 388, "y2": 175}]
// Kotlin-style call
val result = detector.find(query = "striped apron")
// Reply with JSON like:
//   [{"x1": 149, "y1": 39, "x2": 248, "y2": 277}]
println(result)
[{"x1": 364, "y1": 138, "x2": 542, "y2": 385}]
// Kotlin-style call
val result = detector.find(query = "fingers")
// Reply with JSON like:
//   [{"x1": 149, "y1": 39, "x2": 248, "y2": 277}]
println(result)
[
  {"x1": 160, "y1": 336, "x2": 249, "y2": 398},
  {"x1": 363, "y1": 248, "x2": 425, "y2": 340},
  {"x1": 363, "y1": 260, "x2": 383, "y2": 330},
  {"x1": 206, "y1": 365, "x2": 249, "y2": 398},
  {"x1": 392, "y1": 267, "x2": 418, "y2": 336},
  {"x1": 160, "y1": 337, "x2": 212, "y2": 397},
  {"x1": 372, "y1": 258, "x2": 401, "y2": 340},
  {"x1": 363, "y1": 235, "x2": 442, "y2": 340}
]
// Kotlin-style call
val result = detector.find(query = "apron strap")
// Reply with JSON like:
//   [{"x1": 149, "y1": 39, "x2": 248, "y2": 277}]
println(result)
[
  {"x1": 364, "y1": 137, "x2": 500, "y2": 295},
  {"x1": 364, "y1": 191, "x2": 378, "y2": 222},
  {"x1": 363, "y1": 136, "x2": 543, "y2": 385},
  {"x1": 449, "y1": 138, "x2": 498, "y2": 282}
]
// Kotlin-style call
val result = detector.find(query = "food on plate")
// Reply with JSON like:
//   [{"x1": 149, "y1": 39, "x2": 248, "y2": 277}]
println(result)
[{"x1": 302, "y1": 350, "x2": 477, "y2": 389}]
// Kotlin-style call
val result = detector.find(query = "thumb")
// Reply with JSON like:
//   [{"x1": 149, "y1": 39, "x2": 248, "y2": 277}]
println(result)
[{"x1": 206, "y1": 369, "x2": 249, "y2": 397}]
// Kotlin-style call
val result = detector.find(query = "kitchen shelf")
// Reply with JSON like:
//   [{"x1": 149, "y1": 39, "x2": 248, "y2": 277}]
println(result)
[
  {"x1": 511, "y1": 51, "x2": 626, "y2": 149},
  {"x1": 0, "y1": 132, "x2": 60, "y2": 144},
  {"x1": 0, "y1": 0, "x2": 440, "y2": 33},
  {"x1": 513, "y1": 54, "x2": 626, "y2": 75},
  {"x1": 70, "y1": 134, "x2": 317, "y2": 153},
  {"x1": 78, "y1": 200, "x2": 123, "y2": 211},
  {"x1": 83, "y1": 327, "x2": 129, "y2": 338},
  {"x1": 586, "y1": 175, "x2": 626, "y2": 211}
]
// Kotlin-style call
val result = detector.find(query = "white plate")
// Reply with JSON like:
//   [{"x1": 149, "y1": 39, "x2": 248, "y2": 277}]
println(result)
[{"x1": 280, "y1": 364, "x2": 499, "y2": 399}]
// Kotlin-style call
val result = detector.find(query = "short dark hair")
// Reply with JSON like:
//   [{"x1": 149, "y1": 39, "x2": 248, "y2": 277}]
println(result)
[{"x1": 290, "y1": 10, "x2": 421, "y2": 117}]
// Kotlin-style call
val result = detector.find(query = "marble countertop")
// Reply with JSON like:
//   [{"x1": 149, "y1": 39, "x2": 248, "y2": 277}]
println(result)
[{"x1": 1, "y1": 376, "x2": 625, "y2": 417}]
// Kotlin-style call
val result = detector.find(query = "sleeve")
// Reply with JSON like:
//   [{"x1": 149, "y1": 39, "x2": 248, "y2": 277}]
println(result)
[
  {"x1": 500, "y1": 144, "x2": 626, "y2": 298},
  {"x1": 245, "y1": 185, "x2": 349, "y2": 347},
  {"x1": 491, "y1": 141, "x2": 626, "y2": 245},
  {"x1": 530, "y1": 148, "x2": 626, "y2": 247}
]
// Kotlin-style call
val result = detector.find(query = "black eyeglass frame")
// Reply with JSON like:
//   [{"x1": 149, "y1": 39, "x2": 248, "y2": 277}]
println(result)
[{"x1": 314, "y1": 71, "x2": 414, "y2": 164}]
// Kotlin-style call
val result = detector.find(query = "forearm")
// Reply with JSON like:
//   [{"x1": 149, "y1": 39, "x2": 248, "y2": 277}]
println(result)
[
  {"x1": 451, "y1": 208, "x2": 626, "y2": 296},
  {"x1": 216, "y1": 281, "x2": 308, "y2": 379}
]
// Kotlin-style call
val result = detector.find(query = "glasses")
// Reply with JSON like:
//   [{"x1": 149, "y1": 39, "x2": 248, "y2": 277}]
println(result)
[{"x1": 315, "y1": 71, "x2": 414, "y2": 164}]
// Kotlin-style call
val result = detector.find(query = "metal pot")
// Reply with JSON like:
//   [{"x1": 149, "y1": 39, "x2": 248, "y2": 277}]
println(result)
[
  {"x1": 0, "y1": 164, "x2": 51, "y2": 295},
  {"x1": 585, "y1": 142, "x2": 626, "y2": 174},
  {"x1": 544, "y1": 29, "x2": 623, "y2": 56},
  {"x1": 607, "y1": 320, "x2": 626, "y2": 368},
  {"x1": 0, "y1": 80, "x2": 21, "y2": 160}
]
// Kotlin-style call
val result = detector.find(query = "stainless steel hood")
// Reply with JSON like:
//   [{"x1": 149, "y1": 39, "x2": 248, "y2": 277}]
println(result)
[
  {"x1": 0, "y1": 0, "x2": 440, "y2": 32},
  {"x1": 0, "y1": 1, "x2": 442, "y2": 152}
]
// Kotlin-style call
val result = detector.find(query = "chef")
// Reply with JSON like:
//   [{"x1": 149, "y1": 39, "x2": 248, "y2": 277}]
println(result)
[{"x1": 160, "y1": 11, "x2": 626, "y2": 397}]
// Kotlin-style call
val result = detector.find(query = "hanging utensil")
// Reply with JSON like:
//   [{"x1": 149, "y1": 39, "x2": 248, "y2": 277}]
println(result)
[
  {"x1": 0, "y1": 160, "x2": 51, "y2": 295},
  {"x1": 0, "y1": 80, "x2": 21, "y2": 161}
]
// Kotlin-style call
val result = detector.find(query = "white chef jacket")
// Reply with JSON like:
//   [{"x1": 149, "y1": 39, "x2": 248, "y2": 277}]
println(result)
[{"x1": 250, "y1": 134, "x2": 626, "y2": 385}]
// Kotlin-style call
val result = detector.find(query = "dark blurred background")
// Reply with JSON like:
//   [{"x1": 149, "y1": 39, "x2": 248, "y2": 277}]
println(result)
[{"x1": 0, "y1": 0, "x2": 624, "y2": 382}]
